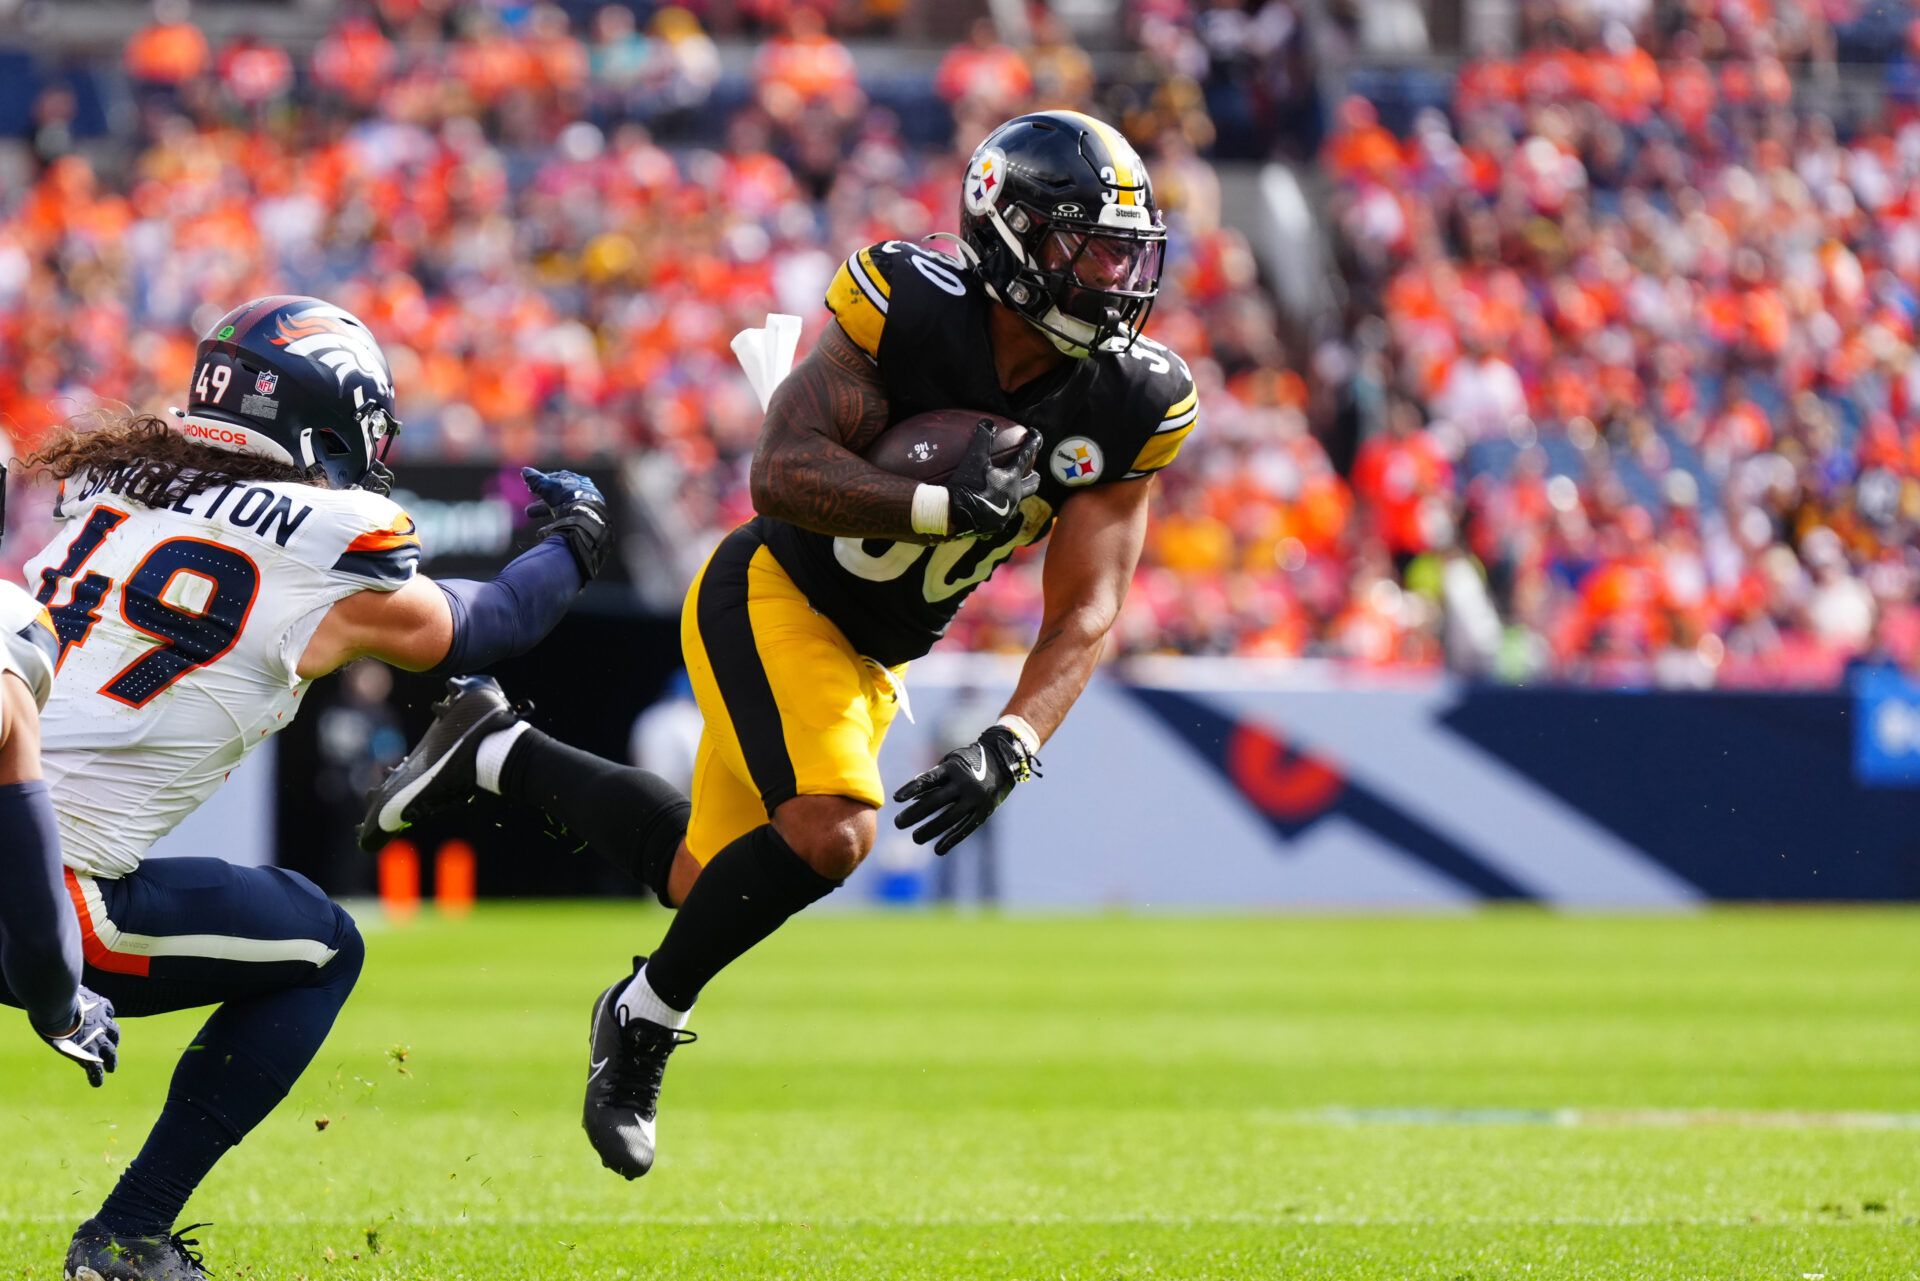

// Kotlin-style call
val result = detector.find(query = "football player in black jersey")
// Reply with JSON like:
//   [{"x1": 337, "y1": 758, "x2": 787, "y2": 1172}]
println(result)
[{"x1": 362, "y1": 110, "x2": 1199, "y2": 1180}]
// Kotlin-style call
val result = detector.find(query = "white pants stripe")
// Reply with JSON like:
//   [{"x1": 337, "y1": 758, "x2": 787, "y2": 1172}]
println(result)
[{"x1": 71, "y1": 874, "x2": 340, "y2": 967}]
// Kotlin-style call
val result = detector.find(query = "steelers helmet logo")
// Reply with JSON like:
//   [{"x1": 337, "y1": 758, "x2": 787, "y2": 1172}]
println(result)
[
  {"x1": 964, "y1": 146, "x2": 1008, "y2": 216},
  {"x1": 1050, "y1": 436, "x2": 1104, "y2": 486}
]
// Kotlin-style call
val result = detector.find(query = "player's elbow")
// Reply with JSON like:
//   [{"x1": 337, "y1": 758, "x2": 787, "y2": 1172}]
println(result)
[
  {"x1": 0, "y1": 676, "x2": 41, "y2": 785},
  {"x1": 747, "y1": 446, "x2": 799, "y2": 521},
  {"x1": 748, "y1": 463, "x2": 779, "y2": 517},
  {"x1": 1054, "y1": 600, "x2": 1122, "y2": 652}
]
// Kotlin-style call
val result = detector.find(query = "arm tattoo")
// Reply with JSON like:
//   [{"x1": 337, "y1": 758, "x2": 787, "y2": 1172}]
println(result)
[{"x1": 750, "y1": 322, "x2": 921, "y2": 538}]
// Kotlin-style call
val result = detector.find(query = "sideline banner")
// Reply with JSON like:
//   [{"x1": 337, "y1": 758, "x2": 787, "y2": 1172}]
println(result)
[{"x1": 866, "y1": 659, "x2": 1920, "y2": 907}]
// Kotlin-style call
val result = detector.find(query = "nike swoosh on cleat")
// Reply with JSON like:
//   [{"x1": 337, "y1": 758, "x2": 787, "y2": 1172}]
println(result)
[
  {"x1": 376, "y1": 714, "x2": 496, "y2": 831},
  {"x1": 588, "y1": 1057, "x2": 608, "y2": 1085}
]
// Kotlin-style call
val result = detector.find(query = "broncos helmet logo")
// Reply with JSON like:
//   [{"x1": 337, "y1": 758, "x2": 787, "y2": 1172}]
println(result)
[{"x1": 270, "y1": 305, "x2": 394, "y2": 399}]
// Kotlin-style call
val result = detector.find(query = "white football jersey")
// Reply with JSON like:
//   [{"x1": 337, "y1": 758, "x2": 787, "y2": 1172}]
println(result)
[
  {"x1": 0, "y1": 579, "x2": 58, "y2": 710},
  {"x1": 23, "y1": 467, "x2": 421, "y2": 877}
]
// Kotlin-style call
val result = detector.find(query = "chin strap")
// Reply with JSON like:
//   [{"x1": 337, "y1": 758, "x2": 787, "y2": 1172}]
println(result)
[
  {"x1": 359, "y1": 459, "x2": 395, "y2": 495},
  {"x1": 926, "y1": 231, "x2": 978, "y2": 266},
  {"x1": 944, "y1": 230, "x2": 1104, "y2": 358}
]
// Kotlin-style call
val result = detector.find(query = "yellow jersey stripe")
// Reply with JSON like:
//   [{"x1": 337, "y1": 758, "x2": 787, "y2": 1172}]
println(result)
[
  {"x1": 1163, "y1": 388, "x2": 1198, "y2": 420},
  {"x1": 825, "y1": 260, "x2": 886, "y2": 358},
  {"x1": 1131, "y1": 421, "x2": 1194, "y2": 473},
  {"x1": 854, "y1": 247, "x2": 891, "y2": 301},
  {"x1": 1061, "y1": 111, "x2": 1141, "y2": 207}
]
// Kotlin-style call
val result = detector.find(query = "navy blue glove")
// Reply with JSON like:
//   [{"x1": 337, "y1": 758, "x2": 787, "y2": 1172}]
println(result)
[
  {"x1": 522, "y1": 467, "x2": 613, "y2": 579},
  {"x1": 39, "y1": 986, "x2": 119, "y2": 1088}
]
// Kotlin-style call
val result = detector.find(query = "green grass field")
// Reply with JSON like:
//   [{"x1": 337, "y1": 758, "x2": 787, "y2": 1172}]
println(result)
[{"x1": 2, "y1": 906, "x2": 1918, "y2": 1279}]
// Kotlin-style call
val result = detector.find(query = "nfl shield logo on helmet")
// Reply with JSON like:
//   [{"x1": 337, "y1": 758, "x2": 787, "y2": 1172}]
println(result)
[
  {"x1": 964, "y1": 146, "x2": 1008, "y2": 216},
  {"x1": 254, "y1": 370, "x2": 279, "y2": 396},
  {"x1": 1050, "y1": 436, "x2": 1104, "y2": 486}
]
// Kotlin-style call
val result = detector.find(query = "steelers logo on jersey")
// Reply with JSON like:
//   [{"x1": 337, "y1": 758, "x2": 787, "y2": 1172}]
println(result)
[{"x1": 1050, "y1": 436, "x2": 1104, "y2": 486}]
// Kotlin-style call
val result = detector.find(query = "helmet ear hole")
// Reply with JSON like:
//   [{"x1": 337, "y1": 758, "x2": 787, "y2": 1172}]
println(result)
[{"x1": 317, "y1": 429, "x2": 352, "y2": 458}]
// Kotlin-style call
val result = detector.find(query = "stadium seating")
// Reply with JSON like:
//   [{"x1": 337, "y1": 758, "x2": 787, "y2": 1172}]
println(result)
[{"x1": 2, "y1": 0, "x2": 1915, "y2": 683}]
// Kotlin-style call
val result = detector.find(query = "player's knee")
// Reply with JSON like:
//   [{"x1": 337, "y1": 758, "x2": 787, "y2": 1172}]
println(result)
[
  {"x1": 321, "y1": 905, "x2": 365, "y2": 995},
  {"x1": 773, "y1": 796, "x2": 875, "y2": 882},
  {"x1": 664, "y1": 841, "x2": 701, "y2": 908}
]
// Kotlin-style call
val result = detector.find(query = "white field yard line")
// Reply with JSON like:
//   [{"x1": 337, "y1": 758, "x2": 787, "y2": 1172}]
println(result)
[
  {"x1": 1309, "y1": 1107, "x2": 1920, "y2": 1130},
  {"x1": 332, "y1": 1106, "x2": 1920, "y2": 1131},
  {"x1": 7, "y1": 1212, "x2": 1916, "y2": 1228}
]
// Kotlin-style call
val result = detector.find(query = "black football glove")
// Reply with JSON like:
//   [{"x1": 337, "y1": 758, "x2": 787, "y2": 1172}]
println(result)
[
  {"x1": 38, "y1": 986, "x2": 120, "y2": 1088},
  {"x1": 945, "y1": 421, "x2": 1041, "y2": 540},
  {"x1": 892, "y1": 725, "x2": 1039, "y2": 855},
  {"x1": 522, "y1": 466, "x2": 613, "y2": 579}
]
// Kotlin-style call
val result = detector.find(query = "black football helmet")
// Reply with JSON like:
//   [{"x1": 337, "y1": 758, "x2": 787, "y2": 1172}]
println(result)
[
  {"x1": 172, "y1": 295, "x2": 402, "y2": 493},
  {"x1": 956, "y1": 110, "x2": 1166, "y2": 358}
]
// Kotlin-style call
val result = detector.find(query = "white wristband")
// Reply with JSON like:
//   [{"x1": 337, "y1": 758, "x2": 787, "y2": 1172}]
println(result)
[
  {"x1": 996, "y1": 714, "x2": 1041, "y2": 758},
  {"x1": 911, "y1": 483, "x2": 950, "y2": 537}
]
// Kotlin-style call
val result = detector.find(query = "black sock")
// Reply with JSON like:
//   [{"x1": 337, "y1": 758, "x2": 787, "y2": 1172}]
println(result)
[
  {"x1": 499, "y1": 728, "x2": 689, "y2": 902},
  {"x1": 643, "y1": 824, "x2": 838, "y2": 1011},
  {"x1": 95, "y1": 1078, "x2": 252, "y2": 1236}
]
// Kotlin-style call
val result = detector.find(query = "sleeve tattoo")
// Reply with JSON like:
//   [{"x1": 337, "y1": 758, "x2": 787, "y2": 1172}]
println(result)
[{"x1": 749, "y1": 322, "x2": 922, "y2": 539}]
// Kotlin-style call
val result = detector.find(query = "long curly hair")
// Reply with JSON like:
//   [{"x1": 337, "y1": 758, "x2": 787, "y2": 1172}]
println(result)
[{"x1": 26, "y1": 409, "x2": 320, "y2": 508}]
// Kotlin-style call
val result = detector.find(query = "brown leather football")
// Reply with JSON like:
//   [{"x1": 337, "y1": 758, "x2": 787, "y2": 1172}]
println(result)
[{"x1": 862, "y1": 409, "x2": 1031, "y2": 482}]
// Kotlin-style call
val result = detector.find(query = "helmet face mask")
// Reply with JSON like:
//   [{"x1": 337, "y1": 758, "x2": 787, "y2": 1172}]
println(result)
[
  {"x1": 176, "y1": 295, "x2": 402, "y2": 492},
  {"x1": 959, "y1": 111, "x2": 1167, "y2": 358},
  {"x1": 1035, "y1": 221, "x2": 1164, "y2": 328},
  {"x1": 360, "y1": 414, "x2": 400, "y2": 495},
  {"x1": 340, "y1": 399, "x2": 401, "y2": 495}
]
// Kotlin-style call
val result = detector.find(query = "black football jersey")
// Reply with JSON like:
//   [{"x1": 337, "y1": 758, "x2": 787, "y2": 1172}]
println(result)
[{"x1": 755, "y1": 239, "x2": 1199, "y2": 666}]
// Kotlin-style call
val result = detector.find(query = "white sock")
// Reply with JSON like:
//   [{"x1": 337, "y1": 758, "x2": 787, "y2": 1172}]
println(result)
[
  {"x1": 616, "y1": 964, "x2": 691, "y2": 1030},
  {"x1": 472, "y1": 721, "x2": 532, "y2": 794}
]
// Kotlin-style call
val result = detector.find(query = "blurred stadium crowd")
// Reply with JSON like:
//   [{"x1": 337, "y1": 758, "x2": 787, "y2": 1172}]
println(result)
[
  {"x1": 3, "y1": 0, "x2": 1919, "y2": 686},
  {"x1": 1327, "y1": 0, "x2": 1920, "y2": 686}
]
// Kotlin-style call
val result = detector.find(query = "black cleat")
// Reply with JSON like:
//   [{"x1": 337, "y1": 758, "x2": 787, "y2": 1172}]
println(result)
[
  {"x1": 65, "y1": 1220, "x2": 210, "y2": 1281},
  {"x1": 583, "y1": 957, "x2": 696, "y2": 1179},
  {"x1": 357, "y1": 675, "x2": 525, "y2": 852}
]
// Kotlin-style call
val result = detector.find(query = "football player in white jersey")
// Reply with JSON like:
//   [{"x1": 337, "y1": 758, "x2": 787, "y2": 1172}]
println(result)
[
  {"x1": 7, "y1": 296, "x2": 614, "y2": 1281},
  {"x1": 0, "y1": 525, "x2": 122, "y2": 1090}
]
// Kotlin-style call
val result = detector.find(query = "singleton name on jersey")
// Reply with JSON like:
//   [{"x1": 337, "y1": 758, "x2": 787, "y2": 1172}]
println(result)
[{"x1": 65, "y1": 464, "x2": 316, "y2": 549}]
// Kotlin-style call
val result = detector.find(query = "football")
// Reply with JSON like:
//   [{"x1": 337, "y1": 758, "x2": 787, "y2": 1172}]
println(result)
[{"x1": 862, "y1": 409, "x2": 1030, "y2": 483}]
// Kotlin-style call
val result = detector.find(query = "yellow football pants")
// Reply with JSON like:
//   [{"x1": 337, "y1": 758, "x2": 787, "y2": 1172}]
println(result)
[{"x1": 679, "y1": 524, "x2": 907, "y2": 864}]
